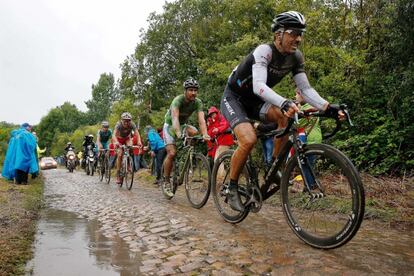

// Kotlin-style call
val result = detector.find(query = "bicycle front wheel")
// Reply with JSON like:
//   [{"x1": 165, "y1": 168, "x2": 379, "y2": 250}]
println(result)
[
  {"x1": 211, "y1": 150, "x2": 250, "y2": 223},
  {"x1": 104, "y1": 156, "x2": 111, "y2": 184},
  {"x1": 99, "y1": 157, "x2": 105, "y2": 182},
  {"x1": 281, "y1": 143, "x2": 365, "y2": 249},
  {"x1": 185, "y1": 153, "x2": 211, "y2": 209},
  {"x1": 124, "y1": 156, "x2": 134, "y2": 190}
]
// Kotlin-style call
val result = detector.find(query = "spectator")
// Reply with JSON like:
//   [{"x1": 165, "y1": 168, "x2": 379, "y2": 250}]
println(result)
[
  {"x1": 144, "y1": 125, "x2": 166, "y2": 184},
  {"x1": 1, "y1": 123, "x2": 39, "y2": 184},
  {"x1": 206, "y1": 106, "x2": 234, "y2": 161},
  {"x1": 132, "y1": 131, "x2": 147, "y2": 172},
  {"x1": 207, "y1": 106, "x2": 234, "y2": 178}
]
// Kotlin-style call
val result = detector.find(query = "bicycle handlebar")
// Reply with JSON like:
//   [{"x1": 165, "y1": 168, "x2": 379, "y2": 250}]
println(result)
[{"x1": 256, "y1": 104, "x2": 353, "y2": 140}]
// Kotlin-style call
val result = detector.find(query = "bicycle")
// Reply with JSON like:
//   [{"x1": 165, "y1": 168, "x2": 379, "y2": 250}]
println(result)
[
  {"x1": 117, "y1": 145, "x2": 136, "y2": 190},
  {"x1": 211, "y1": 105, "x2": 365, "y2": 249},
  {"x1": 97, "y1": 149, "x2": 111, "y2": 183},
  {"x1": 161, "y1": 134, "x2": 211, "y2": 209}
]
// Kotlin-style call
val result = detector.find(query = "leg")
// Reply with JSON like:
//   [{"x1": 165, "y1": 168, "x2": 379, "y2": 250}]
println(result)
[
  {"x1": 156, "y1": 148, "x2": 166, "y2": 181},
  {"x1": 229, "y1": 123, "x2": 257, "y2": 181},
  {"x1": 265, "y1": 106, "x2": 288, "y2": 159},
  {"x1": 226, "y1": 123, "x2": 257, "y2": 211},
  {"x1": 215, "y1": 145, "x2": 230, "y2": 179},
  {"x1": 163, "y1": 144, "x2": 176, "y2": 179},
  {"x1": 116, "y1": 147, "x2": 123, "y2": 183}
]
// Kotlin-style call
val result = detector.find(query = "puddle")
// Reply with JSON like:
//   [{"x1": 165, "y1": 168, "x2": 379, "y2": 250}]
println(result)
[{"x1": 27, "y1": 209, "x2": 141, "y2": 275}]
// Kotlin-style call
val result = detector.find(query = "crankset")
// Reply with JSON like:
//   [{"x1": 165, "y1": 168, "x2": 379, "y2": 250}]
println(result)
[{"x1": 245, "y1": 186, "x2": 263, "y2": 213}]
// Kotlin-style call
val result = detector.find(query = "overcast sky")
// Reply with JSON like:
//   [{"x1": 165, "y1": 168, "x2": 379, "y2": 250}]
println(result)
[{"x1": 0, "y1": 0, "x2": 167, "y2": 126}]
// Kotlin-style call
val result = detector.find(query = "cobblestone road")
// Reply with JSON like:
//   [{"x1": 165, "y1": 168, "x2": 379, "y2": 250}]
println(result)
[{"x1": 42, "y1": 169, "x2": 413, "y2": 275}]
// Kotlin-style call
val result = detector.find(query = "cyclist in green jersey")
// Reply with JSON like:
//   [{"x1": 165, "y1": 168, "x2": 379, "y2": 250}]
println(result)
[{"x1": 162, "y1": 78, "x2": 210, "y2": 197}]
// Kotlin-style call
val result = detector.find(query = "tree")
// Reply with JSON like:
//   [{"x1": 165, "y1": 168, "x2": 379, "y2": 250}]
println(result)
[
  {"x1": 36, "y1": 102, "x2": 85, "y2": 149},
  {"x1": 85, "y1": 73, "x2": 117, "y2": 124}
]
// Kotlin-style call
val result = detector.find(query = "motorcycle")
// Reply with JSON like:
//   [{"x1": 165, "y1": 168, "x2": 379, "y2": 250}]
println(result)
[
  {"x1": 66, "y1": 147, "x2": 77, "y2": 173},
  {"x1": 85, "y1": 144, "x2": 96, "y2": 176}
]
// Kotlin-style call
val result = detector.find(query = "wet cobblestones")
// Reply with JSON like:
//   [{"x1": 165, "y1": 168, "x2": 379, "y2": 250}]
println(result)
[{"x1": 42, "y1": 169, "x2": 414, "y2": 275}]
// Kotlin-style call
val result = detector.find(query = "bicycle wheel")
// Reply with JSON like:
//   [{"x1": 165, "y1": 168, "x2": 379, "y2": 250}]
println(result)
[
  {"x1": 281, "y1": 143, "x2": 365, "y2": 249},
  {"x1": 161, "y1": 161, "x2": 178, "y2": 200},
  {"x1": 185, "y1": 152, "x2": 211, "y2": 209},
  {"x1": 104, "y1": 156, "x2": 111, "y2": 184},
  {"x1": 125, "y1": 156, "x2": 134, "y2": 190},
  {"x1": 211, "y1": 150, "x2": 250, "y2": 223},
  {"x1": 99, "y1": 156, "x2": 105, "y2": 182}
]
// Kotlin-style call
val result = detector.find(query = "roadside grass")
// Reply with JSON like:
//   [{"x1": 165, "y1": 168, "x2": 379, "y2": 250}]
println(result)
[{"x1": 0, "y1": 175, "x2": 44, "y2": 276}]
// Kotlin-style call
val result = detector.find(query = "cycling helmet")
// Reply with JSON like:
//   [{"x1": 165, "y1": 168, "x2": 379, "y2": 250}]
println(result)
[
  {"x1": 121, "y1": 112, "x2": 132, "y2": 120},
  {"x1": 183, "y1": 78, "x2": 199, "y2": 89},
  {"x1": 67, "y1": 142, "x2": 72, "y2": 145},
  {"x1": 88, "y1": 134, "x2": 94, "y2": 138},
  {"x1": 101, "y1": 121, "x2": 109, "y2": 127},
  {"x1": 271, "y1": 11, "x2": 306, "y2": 32}
]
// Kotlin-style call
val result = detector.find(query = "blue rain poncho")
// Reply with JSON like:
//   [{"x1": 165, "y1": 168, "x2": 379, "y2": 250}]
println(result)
[{"x1": 2, "y1": 127, "x2": 39, "y2": 180}]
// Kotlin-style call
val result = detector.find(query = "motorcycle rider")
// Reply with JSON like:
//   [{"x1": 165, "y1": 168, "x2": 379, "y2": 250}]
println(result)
[
  {"x1": 64, "y1": 142, "x2": 75, "y2": 168},
  {"x1": 82, "y1": 134, "x2": 96, "y2": 168}
]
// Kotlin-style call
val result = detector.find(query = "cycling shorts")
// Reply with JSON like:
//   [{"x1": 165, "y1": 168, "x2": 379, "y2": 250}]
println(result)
[
  {"x1": 163, "y1": 123, "x2": 197, "y2": 146},
  {"x1": 220, "y1": 84, "x2": 272, "y2": 129}
]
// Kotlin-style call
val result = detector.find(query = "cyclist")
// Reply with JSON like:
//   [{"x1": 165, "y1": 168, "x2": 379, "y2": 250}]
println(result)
[
  {"x1": 113, "y1": 112, "x2": 141, "y2": 184},
  {"x1": 96, "y1": 121, "x2": 112, "y2": 160},
  {"x1": 162, "y1": 77, "x2": 210, "y2": 197},
  {"x1": 220, "y1": 11, "x2": 344, "y2": 211}
]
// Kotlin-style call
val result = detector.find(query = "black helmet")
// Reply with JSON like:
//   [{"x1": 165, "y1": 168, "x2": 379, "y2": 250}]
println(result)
[
  {"x1": 271, "y1": 11, "x2": 306, "y2": 32},
  {"x1": 183, "y1": 78, "x2": 199, "y2": 89}
]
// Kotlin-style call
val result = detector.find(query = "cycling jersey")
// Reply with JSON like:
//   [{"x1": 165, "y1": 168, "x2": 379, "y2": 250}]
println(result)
[
  {"x1": 97, "y1": 129, "x2": 112, "y2": 143},
  {"x1": 222, "y1": 43, "x2": 327, "y2": 128},
  {"x1": 114, "y1": 121, "x2": 137, "y2": 138},
  {"x1": 228, "y1": 43, "x2": 304, "y2": 103},
  {"x1": 164, "y1": 94, "x2": 203, "y2": 126}
]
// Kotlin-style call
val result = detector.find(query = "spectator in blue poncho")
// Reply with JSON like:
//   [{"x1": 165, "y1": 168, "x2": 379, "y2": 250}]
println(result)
[{"x1": 1, "y1": 123, "x2": 39, "y2": 184}]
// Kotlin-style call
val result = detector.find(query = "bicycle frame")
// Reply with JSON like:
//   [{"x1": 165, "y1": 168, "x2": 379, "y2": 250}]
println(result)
[{"x1": 174, "y1": 137, "x2": 197, "y2": 186}]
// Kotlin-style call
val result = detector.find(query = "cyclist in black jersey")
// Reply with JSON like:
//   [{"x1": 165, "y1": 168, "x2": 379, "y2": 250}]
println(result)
[{"x1": 220, "y1": 11, "x2": 344, "y2": 212}]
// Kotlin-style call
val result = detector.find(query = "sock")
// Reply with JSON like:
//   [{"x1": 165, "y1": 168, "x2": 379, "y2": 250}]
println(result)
[{"x1": 229, "y1": 179, "x2": 238, "y2": 188}]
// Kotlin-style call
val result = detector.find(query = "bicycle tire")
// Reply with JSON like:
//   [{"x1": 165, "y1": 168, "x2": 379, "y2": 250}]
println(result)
[
  {"x1": 281, "y1": 143, "x2": 365, "y2": 249},
  {"x1": 104, "y1": 156, "x2": 111, "y2": 184},
  {"x1": 99, "y1": 155, "x2": 105, "y2": 182},
  {"x1": 211, "y1": 150, "x2": 250, "y2": 223},
  {"x1": 125, "y1": 156, "x2": 134, "y2": 190},
  {"x1": 185, "y1": 152, "x2": 211, "y2": 209}
]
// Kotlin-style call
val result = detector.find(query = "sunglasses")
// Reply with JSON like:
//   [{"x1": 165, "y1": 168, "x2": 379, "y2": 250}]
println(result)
[{"x1": 285, "y1": 29, "x2": 304, "y2": 37}]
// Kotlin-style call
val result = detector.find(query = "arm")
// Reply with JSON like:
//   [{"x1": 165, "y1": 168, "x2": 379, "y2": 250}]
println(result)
[
  {"x1": 96, "y1": 131, "x2": 102, "y2": 149},
  {"x1": 215, "y1": 115, "x2": 230, "y2": 134},
  {"x1": 197, "y1": 111, "x2": 208, "y2": 138},
  {"x1": 293, "y1": 73, "x2": 329, "y2": 110},
  {"x1": 252, "y1": 44, "x2": 289, "y2": 108},
  {"x1": 134, "y1": 129, "x2": 142, "y2": 146},
  {"x1": 112, "y1": 129, "x2": 120, "y2": 146},
  {"x1": 171, "y1": 107, "x2": 181, "y2": 138}
]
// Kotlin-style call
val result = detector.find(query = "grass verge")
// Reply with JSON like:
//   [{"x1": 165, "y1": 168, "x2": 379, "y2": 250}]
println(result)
[{"x1": 0, "y1": 175, "x2": 44, "y2": 275}]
